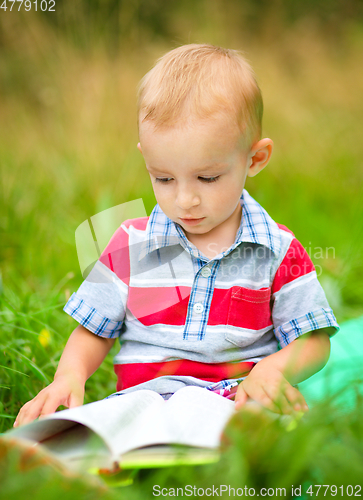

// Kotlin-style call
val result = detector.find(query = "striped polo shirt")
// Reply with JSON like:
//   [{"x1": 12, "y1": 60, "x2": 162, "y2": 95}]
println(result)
[{"x1": 64, "y1": 190, "x2": 339, "y2": 397}]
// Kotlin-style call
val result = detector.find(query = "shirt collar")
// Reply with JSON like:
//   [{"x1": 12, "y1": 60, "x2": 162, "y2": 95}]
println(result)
[
  {"x1": 238, "y1": 189, "x2": 281, "y2": 256},
  {"x1": 138, "y1": 189, "x2": 281, "y2": 261},
  {"x1": 138, "y1": 205, "x2": 187, "y2": 261}
]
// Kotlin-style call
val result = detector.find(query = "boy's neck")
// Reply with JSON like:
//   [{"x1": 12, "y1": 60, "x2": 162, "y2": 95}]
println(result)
[{"x1": 184, "y1": 204, "x2": 242, "y2": 260}]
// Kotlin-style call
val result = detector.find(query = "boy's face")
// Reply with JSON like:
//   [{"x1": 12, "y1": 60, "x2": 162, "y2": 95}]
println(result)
[{"x1": 138, "y1": 115, "x2": 271, "y2": 246}]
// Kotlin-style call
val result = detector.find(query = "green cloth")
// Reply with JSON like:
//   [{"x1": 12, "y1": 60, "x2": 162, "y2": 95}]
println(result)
[{"x1": 299, "y1": 316, "x2": 363, "y2": 410}]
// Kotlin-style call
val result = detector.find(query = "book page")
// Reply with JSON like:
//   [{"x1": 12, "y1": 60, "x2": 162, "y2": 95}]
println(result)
[
  {"x1": 8, "y1": 390, "x2": 163, "y2": 459},
  {"x1": 38, "y1": 423, "x2": 112, "y2": 470},
  {"x1": 50, "y1": 390, "x2": 165, "y2": 456},
  {"x1": 109, "y1": 397, "x2": 176, "y2": 455},
  {"x1": 113, "y1": 386, "x2": 236, "y2": 456},
  {"x1": 159, "y1": 386, "x2": 236, "y2": 448}
]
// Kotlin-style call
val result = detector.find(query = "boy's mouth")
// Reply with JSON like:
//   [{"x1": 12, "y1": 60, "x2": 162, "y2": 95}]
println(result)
[{"x1": 179, "y1": 217, "x2": 205, "y2": 226}]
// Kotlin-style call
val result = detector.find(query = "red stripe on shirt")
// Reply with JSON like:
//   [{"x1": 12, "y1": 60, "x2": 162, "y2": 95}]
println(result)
[
  {"x1": 114, "y1": 359, "x2": 255, "y2": 391},
  {"x1": 272, "y1": 236, "x2": 315, "y2": 294},
  {"x1": 99, "y1": 225, "x2": 131, "y2": 285},
  {"x1": 128, "y1": 285, "x2": 273, "y2": 330},
  {"x1": 128, "y1": 286, "x2": 190, "y2": 325}
]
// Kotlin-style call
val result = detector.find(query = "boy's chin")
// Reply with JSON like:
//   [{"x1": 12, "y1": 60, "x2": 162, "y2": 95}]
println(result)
[{"x1": 179, "y1": 223, "x2": 210, "y2": 234}]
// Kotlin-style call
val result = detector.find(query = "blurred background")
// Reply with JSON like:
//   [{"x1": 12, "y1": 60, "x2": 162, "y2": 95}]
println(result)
[{"x1": 1, "y1": 0, "x2": 363, "y2": 425}]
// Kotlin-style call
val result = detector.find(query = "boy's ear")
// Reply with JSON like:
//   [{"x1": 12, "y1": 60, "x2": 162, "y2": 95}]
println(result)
[
  {"x1": 137, "y1": 142, "x2": 142, "y2": 154},
  {"x1": 247, "y1": 138, "x2": 273, "y2": 177}
]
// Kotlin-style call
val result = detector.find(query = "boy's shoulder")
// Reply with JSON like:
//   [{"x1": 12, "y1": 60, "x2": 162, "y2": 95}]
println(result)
[
  {"x1": 275, "y1": 223, "x2": 295, "y2": 238},
  {"x1": 99, "y1": 216, "x2": 150, "y2": 258}
]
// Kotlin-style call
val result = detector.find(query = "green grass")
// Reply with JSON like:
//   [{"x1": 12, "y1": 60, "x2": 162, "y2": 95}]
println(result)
[
  {"x1": 0, "y1": 285, "x2": 119, "y2": 434},
  {"x1": 1, "y1": 3, "x2": 363, "y2": 498}
]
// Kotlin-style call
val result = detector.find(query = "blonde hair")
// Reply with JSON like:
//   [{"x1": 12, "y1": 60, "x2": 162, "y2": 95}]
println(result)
[{"x1": 137, "y1": 44, "x2": 263, "y2": 148}]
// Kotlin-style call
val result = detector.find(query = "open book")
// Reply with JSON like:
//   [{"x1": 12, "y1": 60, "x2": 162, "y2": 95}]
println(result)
[{"x1": 5, "y1": 386, "x2": 236, "y2": 472}]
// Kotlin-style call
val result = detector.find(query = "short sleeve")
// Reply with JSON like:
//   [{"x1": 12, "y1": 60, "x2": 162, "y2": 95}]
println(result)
[
  {"x1": 63, "y1": 224, "x2": 130, "y2": 339},
  {"x1": 271, "y1": 237, "x2": 339, "y2": 347}
]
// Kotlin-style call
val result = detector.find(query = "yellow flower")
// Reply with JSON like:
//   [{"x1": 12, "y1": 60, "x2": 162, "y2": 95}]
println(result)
[{"x1": 39, "y1": 328, "x2": 51, "y2": 348}]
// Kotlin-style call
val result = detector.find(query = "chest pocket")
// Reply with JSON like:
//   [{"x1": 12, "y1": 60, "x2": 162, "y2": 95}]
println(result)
[{"x1": 225, "y1": 286, "x2": 273, "y2": 347}]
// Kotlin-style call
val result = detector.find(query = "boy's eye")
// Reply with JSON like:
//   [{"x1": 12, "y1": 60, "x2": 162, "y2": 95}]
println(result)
[
  {"x1": 155, "y1": 176, "x2": 220, "y2": 183},
  {"x1": 155, "y1": 177, "x2": 173, "y2": 183},
  {"x1": 199, "y1": 176, "x2": 220, "y2": 183}
]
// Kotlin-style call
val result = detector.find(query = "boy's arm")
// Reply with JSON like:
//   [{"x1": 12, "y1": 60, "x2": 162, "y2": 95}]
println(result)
[
  {"x1": 14, "y1": 325, "x2": 115, "y2": 427},
  {"x1": 235, "y1": 329, "x2": 331, "y2": 414}
]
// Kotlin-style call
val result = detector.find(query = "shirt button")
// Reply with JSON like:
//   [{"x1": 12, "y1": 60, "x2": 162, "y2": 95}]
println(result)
[
  {"x1": 200, "y1": 266, "x2": 212, "y2": 278},
  {"x1": 193, "y1": 302, "x2": 204, "y2": 314}
]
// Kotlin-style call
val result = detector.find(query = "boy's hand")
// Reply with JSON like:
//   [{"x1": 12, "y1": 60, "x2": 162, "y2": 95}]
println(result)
[
  {"x1": 13, "y1": 375, "x2": 84, "y2": 427},
  {"x1": 234, "y1": 363, "x2": 308, "y2": 414},
  {"x1": 13, "y1": 325, "x2": 115, "y2": 427}
]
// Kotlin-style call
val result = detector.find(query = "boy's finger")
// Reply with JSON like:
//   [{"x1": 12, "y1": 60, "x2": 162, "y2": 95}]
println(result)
[
  {"x1": 236, "y1": 381, "x2": 271, "y2": 410},
  {"x1": 250, "y1": 388, "x2": 284, "y2": 414},
  {"x1": 262, "y1": 378, "x2": 305, "y2": 414},
  {"x1": 274, "y1": 389, "x2": 308, "y2": 415},
  {"x1": 39, "y1": 395, "x2": 64, "y2": 419},
  {"x1": 261, "y1": 381, "x2": 292, "y2": 414},
  {"x1": 274, "y1": 393, "x2": 295, "y2": 414},
  {"x1": 15, "y1": 396, "x2": 46, "y2": 426},
  {"x1": 234, "y1": 382, "x2": 248, "y2": 410},
  {"x1": 284, "y1": 385, "x2": 309, "y2": 412},
  {"x1": 68, "y1": 392, "x2": 84, "y2": 409}
]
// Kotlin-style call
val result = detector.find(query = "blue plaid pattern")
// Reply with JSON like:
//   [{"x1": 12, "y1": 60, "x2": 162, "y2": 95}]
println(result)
[
  {"x1": 276, "y1": 308, "x2": 337, "y2": 347},
  {"x1": 64, "y1": 293, "x2": 123, "y2": 338},
  {"x1": 182, "y1": 260, "x2": 220, "y2": 340}
]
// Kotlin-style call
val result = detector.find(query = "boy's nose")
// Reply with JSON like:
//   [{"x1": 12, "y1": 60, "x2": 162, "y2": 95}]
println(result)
[{"x1": 176, "y1": 188, "x2": 200, "y2": 210}]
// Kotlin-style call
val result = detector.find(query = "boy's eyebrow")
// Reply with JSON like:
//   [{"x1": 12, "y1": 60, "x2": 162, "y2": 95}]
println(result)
[
  {"x1": 197, "y1": 163, "x2": 229, "y2": 174},
  {"x1": 147, "y1": 163, "x2": 229, "y2": 175},
  {"x1": 196, "y1": 161, "x2": 229, "y2": 170}
]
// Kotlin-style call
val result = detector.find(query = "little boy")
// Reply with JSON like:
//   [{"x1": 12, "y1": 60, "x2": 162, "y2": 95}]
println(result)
[{"x1": 15, "y1": 44, "x2": 339, "y2": 427}]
